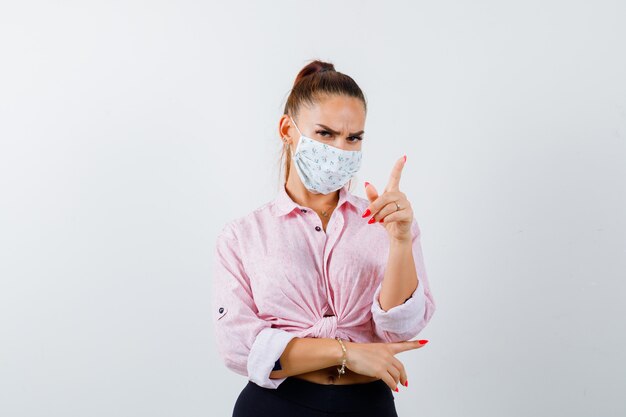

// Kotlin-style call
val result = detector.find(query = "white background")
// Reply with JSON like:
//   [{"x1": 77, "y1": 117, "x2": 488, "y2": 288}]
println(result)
[{"x1": 1, "y1": 1, "x2": 625, "y2": 416}]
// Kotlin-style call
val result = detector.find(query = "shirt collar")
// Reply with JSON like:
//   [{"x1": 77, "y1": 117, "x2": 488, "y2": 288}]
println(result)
[{"x1": 271, "y1": 182, "x2": 361, "y2": 217}]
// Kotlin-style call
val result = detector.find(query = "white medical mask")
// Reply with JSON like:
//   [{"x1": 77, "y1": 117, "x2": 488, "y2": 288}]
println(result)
[{"x1": 289, "y1": 115, "x2": 362, "y2": 195}]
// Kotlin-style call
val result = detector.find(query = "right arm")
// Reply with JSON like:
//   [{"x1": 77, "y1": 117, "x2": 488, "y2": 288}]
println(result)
[
  {"x1": 213, "y1": 225, "x2": 342, "y2": 389},
  {"x1": 269, "y1": 337, "x2": 344, "y2": 380},
  {"x1": 272, "y1": 336, "x2": 428, "y2": 391}
]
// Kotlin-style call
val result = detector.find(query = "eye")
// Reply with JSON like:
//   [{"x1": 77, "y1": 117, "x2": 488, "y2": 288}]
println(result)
[
  {"x1": 316, "y1": 129, "x2": 332, "y2": 137},
  {"x1": 316, "y1": 130, "x2": 363, "y2": 143}
]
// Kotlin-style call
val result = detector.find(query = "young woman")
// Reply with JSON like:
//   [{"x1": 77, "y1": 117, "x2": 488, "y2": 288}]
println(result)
[{"x1": 212, "y1": 59, "x2": 436, "y2": 417}]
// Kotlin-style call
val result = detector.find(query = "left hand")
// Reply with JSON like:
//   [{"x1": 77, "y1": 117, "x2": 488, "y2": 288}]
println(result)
[{"x1": 361, "y1": 155, "x2": 414, "y2": 242}]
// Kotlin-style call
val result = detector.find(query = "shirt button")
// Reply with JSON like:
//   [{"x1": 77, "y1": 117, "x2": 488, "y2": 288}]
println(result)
[
  {"x1": 218, "y1": 307, "x2": 224, "y2": 314},
  {"x1": 315, "y1": 226, "x2": 322, "y2": 231}
]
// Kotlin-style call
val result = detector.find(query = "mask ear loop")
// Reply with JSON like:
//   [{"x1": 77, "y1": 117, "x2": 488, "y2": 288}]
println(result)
[
  {"x1": 288, "y1": 115, "x2": 302, "y2": 159},
  {"x1": 289, "y1": 115, "x2": 302, "y2": 136}
]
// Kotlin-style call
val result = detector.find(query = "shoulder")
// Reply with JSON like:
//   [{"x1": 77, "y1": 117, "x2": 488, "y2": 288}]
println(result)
[{"x1": 216, "y1": 201, "x2": 274, "y2": 242}]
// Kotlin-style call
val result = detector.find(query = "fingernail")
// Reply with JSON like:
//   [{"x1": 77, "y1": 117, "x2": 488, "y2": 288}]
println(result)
[
  {"x1": 368, "y1": 217, "x2": 376, "y2": 224},
  {"x1": 418, "y1": 340, "x2": 428, "y2": 345},
  {"x1": 404, "y1": 380, "x2": 409, "y2": 387},
  {"x1": 395, "y1": 387, "x2": 399, "y2": 392},
  {"x1": 403, "y1": 155, "x2": 407, "y2": 163},
  {"x1": 361, "y1": 209, "x2": 371, "y2": 218},
  {"x1": 364, "y1": 181, "x2": 370, "y2": 188},
  {"x1": 379, "y1": 218, "x2": 384, "y2": 223}
]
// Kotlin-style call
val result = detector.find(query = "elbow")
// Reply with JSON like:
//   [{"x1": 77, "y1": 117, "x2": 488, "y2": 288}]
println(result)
[
  {"x1": 246, "y1": 328, "x2": 297, "y2": 389},
  {"x1": 216, "y1": 336, "x2": 251, "y2": 378},
  {"x1": 375, "y1": 316, "x2": 429, "y2": 343},
  {"x1": 371, "y1": 285, "x2": 436, "y2": 343},
  {"x1": 212, "y1": 314, "x2": 297, "y2": 389},
  {"x1": 223, "y1": 355, "x2": 249, "y2": 378}
]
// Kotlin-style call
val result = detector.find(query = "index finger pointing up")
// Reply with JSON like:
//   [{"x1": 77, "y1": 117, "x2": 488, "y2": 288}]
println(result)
[{"x1": 385, "y1": 155, "x2": 407, "y2": 192}]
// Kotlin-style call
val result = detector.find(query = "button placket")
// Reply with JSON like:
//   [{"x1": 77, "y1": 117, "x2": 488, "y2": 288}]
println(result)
[{"x1": 320, "y1": 213, "x2": 344, "y2": 319}]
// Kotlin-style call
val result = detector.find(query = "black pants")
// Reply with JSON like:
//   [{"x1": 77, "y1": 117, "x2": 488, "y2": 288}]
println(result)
[{"x1": 232, "y1": 377, "x2": 399, "y2": 417}]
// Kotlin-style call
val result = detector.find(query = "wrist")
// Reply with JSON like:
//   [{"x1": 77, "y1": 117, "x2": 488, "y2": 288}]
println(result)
[
  {"x1": 335, "y1": 337, "x2": 348, "y2": 377},
  {"x1": 329, "y1": 337, "x2": 345, "y2": 366},
  {"x1": 390, "y1": 236, "x2": 412, "y2": 246},
  {"x1": 333, "y1": 338, "x2": 348, "y2": 366}
]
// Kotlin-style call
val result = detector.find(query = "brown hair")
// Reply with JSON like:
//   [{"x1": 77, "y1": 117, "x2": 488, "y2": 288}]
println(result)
[{"x1": 278, "y1": 59, "x2": 367, "y2": 188}]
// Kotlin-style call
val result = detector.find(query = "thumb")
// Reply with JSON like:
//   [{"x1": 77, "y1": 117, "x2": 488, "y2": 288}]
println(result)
[{"x1": 364, "y1": 181, "x2": 378, "y2": 202}]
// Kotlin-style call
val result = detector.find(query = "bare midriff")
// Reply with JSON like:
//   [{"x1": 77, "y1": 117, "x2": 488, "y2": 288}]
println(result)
[{"x1": 292, "y1": 366, "x2": 380, "y2": 385}]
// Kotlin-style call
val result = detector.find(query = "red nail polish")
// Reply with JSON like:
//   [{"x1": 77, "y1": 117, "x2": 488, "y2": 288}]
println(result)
[
  {"x1": 361, "y1": 209, "x2": 371, "y2": 218},
  {"x1": 395, "y1": 387, "x2": 399, "y2": 392},
  {"x1": 418, "y1": 340, "x2": 428, "y2": 344},
  {"x1": 403, "y1": 155, "x2": 407, "y2": 162},
  {"x1": 368, "y1": 217, "x2": 376, "y2": 224},
  {"x1": 379, "y1": 218, "x2": 384, "y2": 223},
  {"x1": 404, "y1": 380, "x2": 409, "y2": 387},
  {"x1": 364, "y1": 181, "x2": 370, "y2": 188}
]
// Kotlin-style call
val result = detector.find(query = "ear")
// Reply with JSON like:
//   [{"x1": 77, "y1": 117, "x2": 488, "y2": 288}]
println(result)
[{"x1": 279, "y1": 114, "x2": 293, "y2": 145}]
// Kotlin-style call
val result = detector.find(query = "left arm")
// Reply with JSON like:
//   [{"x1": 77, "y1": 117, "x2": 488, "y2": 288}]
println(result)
[
  {"x1": 370, "y1": 220, "x2": 436, "y2": 343},
  {"x1": 378, "y1": 237, "x2": 418, "y2": 311},
  {"x1": 364, "y1": 156, "x2": 437, "y2": 342}
]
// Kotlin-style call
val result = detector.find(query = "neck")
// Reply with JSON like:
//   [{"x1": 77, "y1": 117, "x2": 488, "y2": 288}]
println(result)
[{"x1": 285, "y1": 175, "x2": 340, "y2": 212}]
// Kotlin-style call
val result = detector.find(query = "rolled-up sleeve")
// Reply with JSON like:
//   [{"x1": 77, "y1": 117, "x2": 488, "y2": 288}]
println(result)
[
  {"x1": 211, "y1": 225, "x2": 298, "y2": 389},
  {"x1": 370, "y1": 219, "x2": 436, "y2": 343}
]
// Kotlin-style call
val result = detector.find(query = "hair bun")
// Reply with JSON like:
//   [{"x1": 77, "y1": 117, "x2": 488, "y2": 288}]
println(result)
[
  {"x1": 317, "y1": 63, "x2": 335, "y2": 73},
  {"x1": 309, "y1": 60, "x2": 335, "y2": 74},
  {"x1": 293, "y1": 60, "x2": 336, "y2": 86}
]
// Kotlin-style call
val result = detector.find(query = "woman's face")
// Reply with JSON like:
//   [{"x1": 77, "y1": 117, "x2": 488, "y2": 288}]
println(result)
[{"x1": 281, "y1": 95, "x2": 366, "y2": 152}]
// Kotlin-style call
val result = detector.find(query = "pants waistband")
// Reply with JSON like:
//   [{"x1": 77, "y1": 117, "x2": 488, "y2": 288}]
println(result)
[{"x1": 252, "y1": 377, "x2": 394, "y2": 413}]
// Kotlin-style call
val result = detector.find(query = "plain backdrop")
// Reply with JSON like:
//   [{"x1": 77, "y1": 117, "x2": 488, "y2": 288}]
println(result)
[{"x1": 1, "y1": 1, "x2": 625, "y2": 416}]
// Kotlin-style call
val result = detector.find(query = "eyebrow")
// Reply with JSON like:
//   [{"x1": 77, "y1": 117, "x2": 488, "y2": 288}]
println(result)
[{"x1": 316, "y1": 124, "x2": 364, "y2": 136}]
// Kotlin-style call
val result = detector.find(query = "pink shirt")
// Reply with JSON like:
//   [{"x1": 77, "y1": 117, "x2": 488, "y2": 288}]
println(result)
[{"x1": 211, "y1": 182, "x2": 436, "y2": 389}]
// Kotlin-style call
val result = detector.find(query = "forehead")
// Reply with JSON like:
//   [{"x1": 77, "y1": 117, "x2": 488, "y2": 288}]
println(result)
[{"x1": 300, "y1": 95, "x2": 366, "y2": 130}]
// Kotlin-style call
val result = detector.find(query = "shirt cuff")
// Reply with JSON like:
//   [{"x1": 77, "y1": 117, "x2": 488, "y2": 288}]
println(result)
[
  {"x1": 370, "y1": 279, "x2": 427, "y2": 339},
  {"x1": 247, "y1": 327, "x2": 298, "y2": 389}
]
